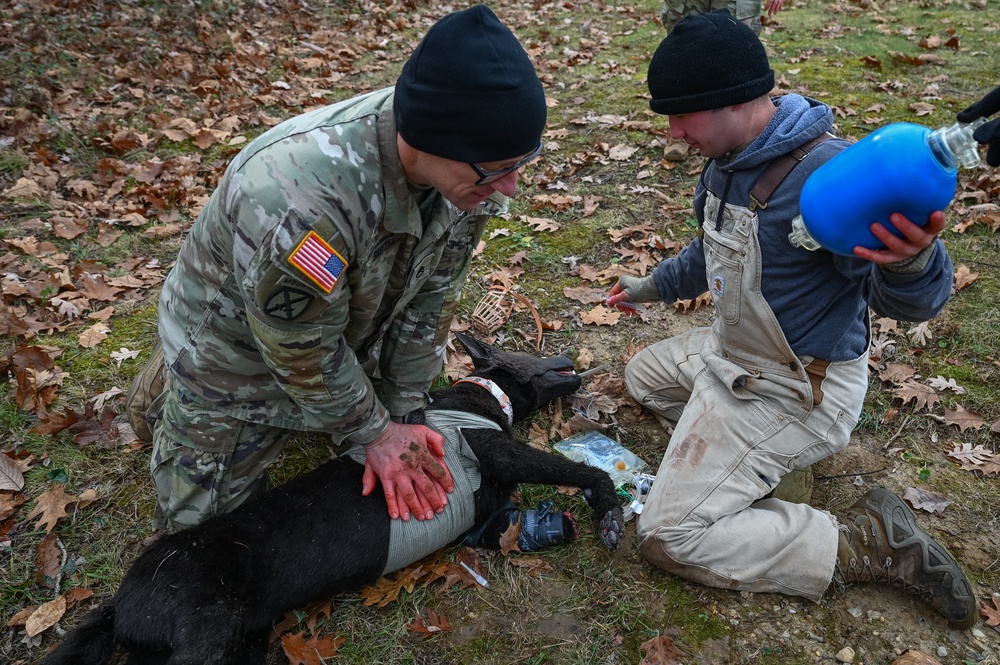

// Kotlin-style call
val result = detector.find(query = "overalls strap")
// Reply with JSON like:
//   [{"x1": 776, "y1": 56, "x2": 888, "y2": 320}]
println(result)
[{"x1": 749, "y1": 133, "x2": 834, "y2": 211}]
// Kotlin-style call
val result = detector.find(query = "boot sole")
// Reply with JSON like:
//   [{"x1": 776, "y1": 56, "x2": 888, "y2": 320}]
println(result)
[{"x1": 861, "y1": 488, "x2": 977, "y2": 629}]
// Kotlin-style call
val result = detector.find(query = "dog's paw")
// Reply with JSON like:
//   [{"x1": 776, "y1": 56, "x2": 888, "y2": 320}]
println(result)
[{"x1": 598, "y1": 508, "x2": 623, "y2": 552}]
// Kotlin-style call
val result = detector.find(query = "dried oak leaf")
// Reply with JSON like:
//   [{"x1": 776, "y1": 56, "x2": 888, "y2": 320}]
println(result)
[
  {"x1": 359, "y1": 571, "x2": 418, "y2": 608},
  {"x1": 523, "y1": 216, "x2": 561, "y2": 232},
  {"x1": 0, "y1": 452, "x2": 25, "y2": 491},
  {"x1": 580, "y1": 305, "x2": 622, "y2": 326},
  {"x1": 78, "y1": 322, "x2": 111, "y2": 348},
  {"x1": 877, "y1": 362, "x2": 916, "y2": 385},
  {"x1": 500, "y1": 516, "x2": 522, "y2": 556},
  {"x1": 892, "y1": 381, "x2": 939, "y2": 412},
  {"x1": 980, "y1": 596, "x2": 1000, "y2": 627},
  {"x1": 539, "y1": 315, "x2": 563, "y2": 332},
  {"x1": 507, "y1": 556, "x2": 555, "y2": 576},
  {"x1": 50, "y1": 216, "x2": 90, "y2": 241},
  {"x1": 358, "y1": 554, "x2": 447, "y2": 608},
  {"x1": 869, "y1": 333, "x2": 896, "y2": 362},
  {"x1": 10, "y1": 345, "x2": 67, "y2": 415},
  {"x1": 429, "y1": 560, "x2": 476, "y2": 596},
  {"x1": 582, "y1": 195, "x2": 602, "y2": 216},
  {"x1": 902, "y1": 487, "x2": 951, "y2": 515},
  {"x1": 6, "y1": 605, "x2": 36, "y2": 628},
  {"x1": 25, "y1": 595, "x2": 67, "y2": 637},
  {"x1": 954, "y1": 264, "x2": 979, "y2": 290},
  {"x1": 408, "y1": 608, "x2": 452, "y2": 639},
  {"x1": 570, "y1": 391, "x2": 618, "y2": 420},
  {"x1": 452, "y1": 546, "x2": 486, "y2": 586},
  {"x1": 76, "y1": 274, "x2": 121, "y2": 302},
  {"x1": 528, "y1": 422, "x2": 549, "y2": 449},
  {"x1": 918, "y1": 35, "x2": 942, "y2": 49},
  {"x1": 640, "y1": 634, "x2": 687, "y2": 665},
  {"x1": 24, "y1": 484, "x2": 98, "y2": 534},
  {"x1": 556, "y1": 413, "x2": 605, "y2": 440},
  {"x1": 607, "y1": 144, "x2": 639, "y2": 161},
  {"x1": 872, "y1": 317, "x2": 899, "y2": 334},
  {"x1": 673, "y1": 292, "x2": 712, "y2": 313},
  {"x1": 908, "y1": 321, "x2": 933, "y2": 347},
  {"x1": 269, "y1": 600, "x2": 333, "y2": 643},
  {"x1": 65, "y1": 588, "x2": 94, "y2": 608},
  {"x1": 35, "y1": 533, "x2": 62, "y2": 588},
  {"x1": 861, "y1": 55, "x2": 883, "y2": 70},
  {"x1": 891, "y1": 650, "x2": 944, "y2": 665},
  {"x1": 29, "y1": 407, "x2": 80, "y2": 435},
  {"x1": 68, "y1": 404, "x2": 120, "y2": 448},
  {"x1": 927, "y1": 376, "x2": 965, "y2": 394},
  {"x1": 280, "y1": 631, "x2": 345, "y2": 665},
  {"x1": 946, "y1": 442, "x2": 994, "y2": 471},
  {"x1": 0, "y1": 492, "x2": 30, "y2": 521},
  {"x1": 607, "y1": 222, "x2": 656, "y2": 243},
  {"x1": 943, "y1": 404, "x2": 985, "y2": 432}
]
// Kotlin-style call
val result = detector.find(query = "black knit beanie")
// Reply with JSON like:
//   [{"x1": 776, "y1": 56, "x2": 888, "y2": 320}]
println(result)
[
  {"x1": 394, "y1": 4, "x2": 546, "y2": 163},
  {"x1": 647, "y1": 9, "x2": 774, "y2": 115}
]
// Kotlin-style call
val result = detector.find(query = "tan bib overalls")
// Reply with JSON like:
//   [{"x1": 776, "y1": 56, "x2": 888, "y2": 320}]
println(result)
[{"x1": 628, "y1": 189, "x2": 869, "y2": 600}]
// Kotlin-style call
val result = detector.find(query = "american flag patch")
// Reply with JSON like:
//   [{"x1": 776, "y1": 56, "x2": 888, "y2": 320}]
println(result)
[{"x1": 288, "y1": 231, "x2": 348, "y2": 293}]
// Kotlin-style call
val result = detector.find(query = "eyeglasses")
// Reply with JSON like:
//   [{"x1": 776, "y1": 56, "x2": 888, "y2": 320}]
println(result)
[{"x1": 468, "y1": 144, "x2": 542, "y2": 185}]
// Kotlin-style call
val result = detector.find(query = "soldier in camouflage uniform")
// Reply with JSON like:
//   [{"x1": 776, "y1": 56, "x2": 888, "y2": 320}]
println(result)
[
  {"x1": 660, "y1": 0, "x2": 784, "y2": 34},
  {"x1": 134, "y1": 4, "x2": 548, "y2": 531}
]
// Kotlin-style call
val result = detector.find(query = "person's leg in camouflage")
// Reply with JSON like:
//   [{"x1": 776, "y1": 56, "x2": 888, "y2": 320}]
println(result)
[
  {"x1": 657, "y1": 0, "x2": 747, "y2": 162},
  {"x1": 149, "y1": 385, "x2": 291, "y2": 531},
  {"x1": 660, "y1": 1, "x2": 761, "y2": 36},
  {"x1": 734, "y1": 0, "x2": 763, "y2": 34},
  {"x1": 660, "y1": 0, "x2": 713, "y2": 32}
]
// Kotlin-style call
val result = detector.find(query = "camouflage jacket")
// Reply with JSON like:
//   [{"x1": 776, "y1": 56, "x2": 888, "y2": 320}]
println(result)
[{"x1": 158, "y1": 88, "x2": 506, "y2": 444}]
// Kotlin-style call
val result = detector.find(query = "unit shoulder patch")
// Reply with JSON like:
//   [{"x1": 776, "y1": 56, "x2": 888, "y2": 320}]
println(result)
[{"x1": 264, "y1": 287, "x2": 315, "y2": 321}]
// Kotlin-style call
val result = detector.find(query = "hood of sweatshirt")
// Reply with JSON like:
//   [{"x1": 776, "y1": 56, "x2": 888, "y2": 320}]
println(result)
[{"x1": 717, "y1": 94, "x2": 834, "y2": 172}]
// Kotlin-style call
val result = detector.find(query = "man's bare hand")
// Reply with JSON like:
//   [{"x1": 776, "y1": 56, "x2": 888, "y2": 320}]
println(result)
[
  {"x1": 361, "y1": 421, "x2": 454, "y2": 521},
  {"x1": 764, "y1": 0, "x2": 784, "y2": 16},
  {"x1": 852, "y1": 210, "x2": 945, "y2": 265}
]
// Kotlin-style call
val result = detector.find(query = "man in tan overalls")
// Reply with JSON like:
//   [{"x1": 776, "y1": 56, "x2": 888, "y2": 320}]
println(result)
[{"x1": 606, "y1": 10, "x2": 976, "y2": 629}]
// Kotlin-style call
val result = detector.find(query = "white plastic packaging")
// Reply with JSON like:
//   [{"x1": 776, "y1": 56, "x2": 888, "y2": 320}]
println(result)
[{"x1": 554, "y1": 431, "x2": 650, "y2": 487}]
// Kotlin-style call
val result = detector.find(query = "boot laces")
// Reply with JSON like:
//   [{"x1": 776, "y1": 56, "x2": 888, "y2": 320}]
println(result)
[{"x1": 836, "y1": 522, "x2": 937, "y2": 604}]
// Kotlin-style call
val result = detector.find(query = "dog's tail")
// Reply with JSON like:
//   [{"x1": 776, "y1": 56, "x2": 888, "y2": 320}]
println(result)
[{"x1": 43, "y1": 603, "x2": 116, "y2": 665}]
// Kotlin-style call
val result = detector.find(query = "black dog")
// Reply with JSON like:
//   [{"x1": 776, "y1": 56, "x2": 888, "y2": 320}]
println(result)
[{"x1": 45, "y1": 333, "x2": 624, "y2": 665}]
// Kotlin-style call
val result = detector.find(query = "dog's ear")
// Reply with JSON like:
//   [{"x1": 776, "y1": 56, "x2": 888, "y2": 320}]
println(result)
[{"x1": 454, "y1": 332, "x2": 497, "y2": 371}]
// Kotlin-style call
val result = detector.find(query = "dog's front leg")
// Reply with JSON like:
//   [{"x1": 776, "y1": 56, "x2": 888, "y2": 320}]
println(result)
[{"x1": 467, "y1": 432, "x2": 623, "y2": 551}]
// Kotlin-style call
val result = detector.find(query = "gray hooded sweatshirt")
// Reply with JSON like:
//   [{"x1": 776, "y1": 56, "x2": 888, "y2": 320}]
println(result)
[{"x1": 649, "y1": 94, "x2": 954, "y2": 361}]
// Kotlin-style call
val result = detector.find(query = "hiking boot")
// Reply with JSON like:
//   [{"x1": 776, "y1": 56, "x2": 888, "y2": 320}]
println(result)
[
  {"x1": 662, "y1": 141, "x2": 688, "y2": 162},
  {"x1": 833, "y1": 488, "x2": 977, "y2": 629},
  {"x1": 124, "y1": 339, "x2": 167, "y2": 443}
]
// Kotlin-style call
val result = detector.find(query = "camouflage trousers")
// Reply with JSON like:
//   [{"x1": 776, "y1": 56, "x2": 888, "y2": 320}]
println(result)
[
  {"x1": 127, "y1": 344, "x2": 292, "y2": 530},
  {"x1": 661, "y1": 0, "x2": 762, "y2": 34},
  {"x1": 146, "y1": 384, "x2": 291, "y2": 531}
]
